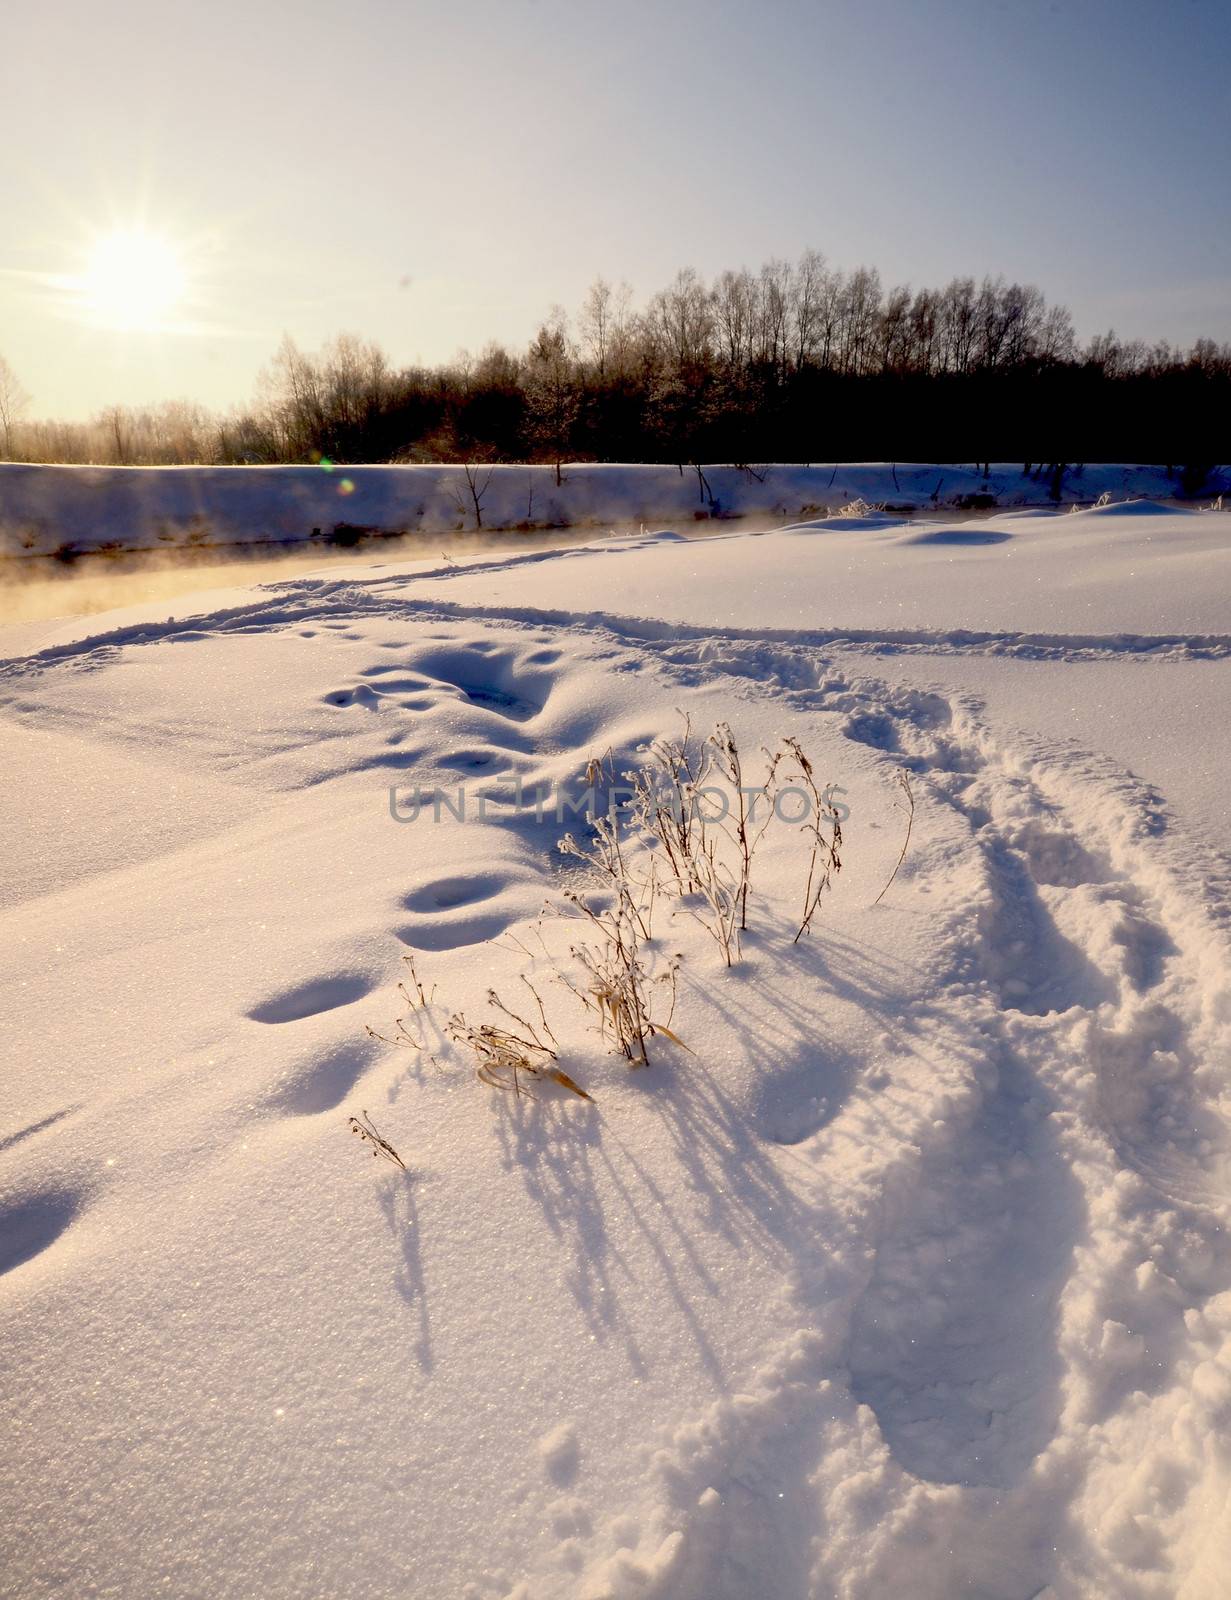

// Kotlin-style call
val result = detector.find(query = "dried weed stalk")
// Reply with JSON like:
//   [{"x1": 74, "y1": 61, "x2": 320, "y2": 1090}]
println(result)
[
  {"x1": 872, "y1": 769, "x2": 914, "y2": 907},
  {"x1": 557, "y1": 831, "x2": 685, "y2": 1066},
  {"x1": 783, "y1": 737, "x2": 844, "y2": 941},
  {"x1": 625, "y1": 715, "x2": 784, "y2": 963},
  {"x1": 449, "y1": 984, "x2": 593, "y2": 1101},
  {"x1": 365, "y1": 955, "x2": 434, "y2": 1050},
  {"x1": 708, "y1": 721, "x2": 783, "y2": 933},
  {"x1": 625, "y1": 713, "x2": 711, "y2": 894},
  {"x1": 348, "y1": 1109, "x2": 407, "y2": 1170}
]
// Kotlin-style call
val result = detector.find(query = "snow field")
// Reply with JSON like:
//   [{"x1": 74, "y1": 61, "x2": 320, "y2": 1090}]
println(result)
[{"x1": 1, "y1": 508, "x2": 1230, "y2": 1597}]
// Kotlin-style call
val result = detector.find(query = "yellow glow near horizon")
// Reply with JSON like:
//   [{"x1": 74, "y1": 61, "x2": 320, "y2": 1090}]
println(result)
[{"x1": 80, "y1": 229, "x2": 186, "y2": 331}]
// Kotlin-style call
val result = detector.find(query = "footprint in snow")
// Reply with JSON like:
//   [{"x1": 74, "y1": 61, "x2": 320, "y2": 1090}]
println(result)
[
  {"x1": 401, "y1": 874, "x2": 504, "y2": 913},
  {"x1": 262, "y1": 1038, "x2": 381, "y2": 1116},
  {"x1": 0, "y1": 1189, "x2": 83, "y2": 1279},
  {"x1": 247, "y1": 972, "x2": 375, "y2": 1024},
  {"x1": 395, "y1": 910, "x2": 516, "y2": 952}
]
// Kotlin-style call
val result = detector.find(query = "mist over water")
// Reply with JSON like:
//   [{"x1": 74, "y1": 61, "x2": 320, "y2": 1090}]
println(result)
[{"x1": 0, "y1": 514, "x2": 801, "y2": 627}]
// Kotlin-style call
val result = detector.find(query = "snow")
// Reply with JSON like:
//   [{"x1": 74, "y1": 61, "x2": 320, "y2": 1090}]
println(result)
[
  {"x1": 2, "y1": 495, "x2": 1230, "y2": 1599},
  {"x1": 1, "y1": 460, "x2": 1224, "y2": 558}
]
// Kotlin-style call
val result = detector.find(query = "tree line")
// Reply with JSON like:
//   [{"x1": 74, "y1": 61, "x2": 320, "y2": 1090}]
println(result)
[{"x1": 3, "y1": 252, "x2": 1229, "y2": 465}]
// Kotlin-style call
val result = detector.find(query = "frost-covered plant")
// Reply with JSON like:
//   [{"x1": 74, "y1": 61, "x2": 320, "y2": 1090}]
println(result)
[
  {"x1": 367, "y1": 953, "x2": 595, "y2": 1102},
  {"x1": 561, "y1": 935, "x2": 683, "y2": 1069},
  {"x1": 559, "y1": 803, "x2": 656, "y2": 943},
  {"x1": 830, "y1": 496, "x2": 885, "y2": 518},
  {"x1": 623, "y1": 714, "x2": 711, "y2": 895}
]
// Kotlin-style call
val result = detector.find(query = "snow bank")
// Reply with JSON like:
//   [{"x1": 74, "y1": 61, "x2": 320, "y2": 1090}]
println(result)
[{"x1": 0, "y1": 461, "x2": 1220, "y2": 557}]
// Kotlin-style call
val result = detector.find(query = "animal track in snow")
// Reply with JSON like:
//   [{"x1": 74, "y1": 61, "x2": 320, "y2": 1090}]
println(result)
[
  {"x1": 754, "y1": 1054, "x2": 854, "y2": 1146},
  {"x1": 402, "y1": 874, "x2": 503, "y2": 912},
  {"x1": 322, "y1": 684, "x2": 382, "y2": 710},
  {"x1": 974, "y1": 831, "x2": 1114, "y2": 1015},
  {"x1": 1108, "y1": 899, "x2": 1176, "y2": 992},
  {"x1": 1089, "y1": 1005, "x2": 1231, "y2": 1210},
  {"x1": 262, "y1": 1038, "x2": 380, "y2": 1116},
  {"x1": 0, "y1": 1189, "x2": 83, "y2": 1278},
  {"x1": 440, "y1": 747, "x2": 512, "y2": 774},
  {"x1": 247, "y1": 972, "x2": 375, "y2": 1024},
  {"x1": 395, "y1": 910, "x2": 516, "y2": 952},
  {"x1": 403, "y1": 642, "x2": 556, "y2": 722},
  {"x1": 1003, "y1": 818, "x2": 1103, "y2": 888}
]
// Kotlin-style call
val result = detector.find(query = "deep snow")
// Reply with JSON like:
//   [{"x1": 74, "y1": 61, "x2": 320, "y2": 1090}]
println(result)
[{"x1": 2, "y1": 500, "x2": 1230, "y2": 1599}]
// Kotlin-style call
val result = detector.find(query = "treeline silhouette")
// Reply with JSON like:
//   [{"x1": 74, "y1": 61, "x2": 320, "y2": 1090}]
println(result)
[{"x1": 6, "y1": 253, "x2": 1230, "y2": 465}]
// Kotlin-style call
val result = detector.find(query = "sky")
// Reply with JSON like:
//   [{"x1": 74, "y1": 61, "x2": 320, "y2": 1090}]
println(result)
[{"x1": 2, "y1": 0, "x2": 1229, "y2": 419}]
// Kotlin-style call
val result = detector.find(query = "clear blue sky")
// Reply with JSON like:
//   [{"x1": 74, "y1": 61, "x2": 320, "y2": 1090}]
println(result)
[{"x1": 3, "y1": 0, "x2": 1228, "y2": 417}]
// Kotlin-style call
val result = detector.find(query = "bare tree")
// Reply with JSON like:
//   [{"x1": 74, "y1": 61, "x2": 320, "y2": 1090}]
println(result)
[
  {"x1": 579, "y1": 278, "x2": 614, "y2": 379},
  {"x1": 878, "y1": 284, "x2": 913, "y2": 373},
  {"x1": 524, "y1": 309, "x2": 577, "y2": 486},
  {"x1": 756, "y1": 257, "x2": 792, "y2": 375},
  {"x1": 460, "y1": 460, "x2": 494, "y2": 528},
  {"x1": 791, "y1": 248, "x2": 827, "y2": 368},
  {"x1": 711, "y1": 267, "x2": 756, "y2": 374},
  {"x1": 0, "y1": 355, "x2": 29, "y2": 459}
]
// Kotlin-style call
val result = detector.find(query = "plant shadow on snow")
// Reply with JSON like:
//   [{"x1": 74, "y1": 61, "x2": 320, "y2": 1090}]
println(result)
[
  {"x1": 372, "y1": 704, "x2": 1087, "y2": 1493},
  {"x1": 480, "y1": 922, "x2": 903, "y2": 1389},
  {"x1": 0, "y1": 1105, "x2": 78, "y2": 1156},
  {"x1": 488, "y1": 1077, "x2": 800, "y2": 1387},
  {"x1": 377, "y1": 1175, "x2": 433, "y2": 1372}
]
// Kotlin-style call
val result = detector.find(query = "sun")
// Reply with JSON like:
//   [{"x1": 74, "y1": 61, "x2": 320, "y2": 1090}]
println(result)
[{"x1": 80, "y1": 229, "x2": 186, "y2": 331}]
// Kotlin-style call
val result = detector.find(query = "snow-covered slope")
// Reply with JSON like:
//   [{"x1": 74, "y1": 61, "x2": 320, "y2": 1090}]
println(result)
[
  {"x1": 2, "y1": 506, "x2": 1230, "y2": 1599},
  {"x1": 1, "y1": 461, "x2": 1221, "y2": 557}
]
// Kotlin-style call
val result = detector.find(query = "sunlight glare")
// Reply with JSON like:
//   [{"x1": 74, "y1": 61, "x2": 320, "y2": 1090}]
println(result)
[{"x1": 81, "y1": 229, "x2": 186, "y2": 331}]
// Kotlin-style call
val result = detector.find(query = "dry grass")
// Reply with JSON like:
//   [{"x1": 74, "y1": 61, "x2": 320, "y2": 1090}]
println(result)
[
  {"x1": 558, "y1": 812, "x2": 683, "y2": 1066},
  {"x1": 348, "y1": 1109, "x2": 407, "y2": 1170},
  {"x1": 872, "y1": 769, "x2": 914, "y2": 907},
  {"x1": 363, "y1": 720, "x2": 848, "y2": 1109},
  {"x1": 708, "y1": 720, "x2": 783, "y2": 935},
  {"x1": 782, "y1": 737, "x2": 844, "y2": 941},
  {"x1": 830, "y1": 496, "x2": 886, "y2": 517},
  {"x1": 365, "y1": 955, "x2": 434, "y2": 1051},
  {"x1": 624, "y1": 714, "x2": 710, "y2": 896},
  {"x1": 560, "y1": 930, "x2": 684, "y2": 1068},
  {"x1": 449, "y1": 985, "x2": 593, "y2": 1101},
  {"x1": 625, "y1": 715, "x2": 786, "y2": 963}
]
